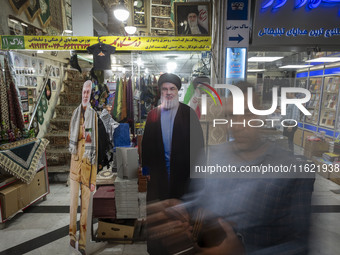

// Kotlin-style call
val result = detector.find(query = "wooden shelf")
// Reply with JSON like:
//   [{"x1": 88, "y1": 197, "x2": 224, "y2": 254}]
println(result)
[
  {"x1": 151, "y1": 27, "x2": 174, "y2": 31},
  {"x1": 151, "y1": 4, "x2": 171, "y2": 7},
  {"x1": 151, "y1": 15, "x2": 171, "y2": 19}
]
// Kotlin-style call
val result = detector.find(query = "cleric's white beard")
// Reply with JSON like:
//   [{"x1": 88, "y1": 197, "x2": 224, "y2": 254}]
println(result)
[
  {"x1": 188, "y1": 20, "x2": 201, "y2": 34},
  {"x1": 161, "y1": 94, "x2": 179, "y2": 109}
]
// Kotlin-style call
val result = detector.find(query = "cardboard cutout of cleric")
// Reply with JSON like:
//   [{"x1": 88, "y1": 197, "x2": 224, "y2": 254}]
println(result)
[{"x1": 68, "y1": 80, "x2": 98, "y2": 255}]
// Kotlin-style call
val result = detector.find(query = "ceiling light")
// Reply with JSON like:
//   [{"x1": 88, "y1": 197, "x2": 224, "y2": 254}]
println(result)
[
  {"x1": 21, "y1": 23, "x2": 28, "y2": 27},
  {"x1": 37, "y1": 50, "x2": 44, "y2": 53},
  {"x1": 306, "y1": 57, "x2": 340, "y2": 63},
  {"x1": 136, "y1": 58, "x2": 143, "y2": 66},
  {"x1": 279, "y1": 65, "x2": 313, "y2": 69},
  {"x1": 63, "y1": 29, "x2": 73, "y2": 34},
  {"x1": 247, "y1": 69, "x2": 266, "y2": 72},
  {"x1": 124, "y1": 26, "x2": 137, "y2": 34},
  {"x1": 248, "y1": 57, "x2": 283, "y2": 62},
  {"x1": 114, "y1": 0, "x2": 130, "y2": 22},
  {"x1": 167, "y1": 62, "x2": 177, "y2": 73}
]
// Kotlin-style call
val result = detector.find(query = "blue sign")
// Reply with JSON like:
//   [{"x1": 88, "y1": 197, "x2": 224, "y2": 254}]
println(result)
[
  {"x1": 227, "y1": 0, "x2": 249, "y2": 20},
  {"x1": 261, "y1": 0, "x2": 340, "y2": 10},
  {"x1": 225, "y1": 47, "x2": 246, "y2": 82},
  {"x1": 229, "y1": 34, "x2": 244, "y2": 43}
]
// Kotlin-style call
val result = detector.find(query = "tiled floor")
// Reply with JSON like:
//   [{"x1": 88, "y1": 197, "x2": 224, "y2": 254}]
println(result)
[{"x1": 1, "y1": 146, "x2": 340, "y2": 254}]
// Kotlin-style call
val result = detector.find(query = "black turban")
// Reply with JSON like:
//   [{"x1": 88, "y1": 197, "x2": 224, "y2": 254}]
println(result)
[{"x1": 158, "y1": 73, "x2": 182, "y2": 90}]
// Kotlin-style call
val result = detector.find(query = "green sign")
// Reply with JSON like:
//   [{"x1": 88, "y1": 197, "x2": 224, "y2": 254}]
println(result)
[{"x1": 1, "y1": 36, "x2": 25, "y2": 50}]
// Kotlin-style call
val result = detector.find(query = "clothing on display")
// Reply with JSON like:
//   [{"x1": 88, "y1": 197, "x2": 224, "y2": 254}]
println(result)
[{"x1": 87, "y1": 42, "x2": 116, "y2": 70}]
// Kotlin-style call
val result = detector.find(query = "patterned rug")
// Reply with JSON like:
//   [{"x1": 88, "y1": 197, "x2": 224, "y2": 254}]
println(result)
[{"x1": 0, "y1": 138, "x2": 49, "y2": 184}]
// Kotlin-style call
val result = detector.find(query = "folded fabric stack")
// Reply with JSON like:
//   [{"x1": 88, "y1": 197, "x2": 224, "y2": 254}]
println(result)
[
  {"x1": 138, "y1": 192, "x2": 147, "y2": 219},
  {"x1": 114, "y1": 177, "x2": 139, "y2": 219}
]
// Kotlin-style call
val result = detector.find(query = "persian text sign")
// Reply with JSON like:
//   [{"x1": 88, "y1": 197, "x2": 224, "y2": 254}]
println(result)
[{"x1": 0, "y1": 36, "x2": 211, "y2": 51}]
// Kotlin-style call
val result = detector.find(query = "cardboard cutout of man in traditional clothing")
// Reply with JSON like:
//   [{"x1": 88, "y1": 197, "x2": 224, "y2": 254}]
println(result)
[{"x1": 68, "y1": 80, "x2": 98, "y2": 255}]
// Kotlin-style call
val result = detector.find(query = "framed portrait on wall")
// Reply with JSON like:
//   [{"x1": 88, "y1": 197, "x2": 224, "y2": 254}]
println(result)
[
  {"x1": 51, "y1": 80, "x2": 57, "y2": 91},
  {"x1": 21, "y1": 100, "x2": 29, "y2": 112},
  {"x1": 19, "y1": 88, "x2": 28, "y2": 100},
  {"x1": 175, "y1": 2, "x2": 211, "y2": 36}
]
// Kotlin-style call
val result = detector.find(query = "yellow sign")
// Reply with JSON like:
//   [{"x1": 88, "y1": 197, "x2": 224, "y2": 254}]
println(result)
[
  {"x1": 135, "y1": 122, "x2": 145, "y2": 129},
  {"x1": 1, "y1": 35, "x2": 211, "y2": 51}
]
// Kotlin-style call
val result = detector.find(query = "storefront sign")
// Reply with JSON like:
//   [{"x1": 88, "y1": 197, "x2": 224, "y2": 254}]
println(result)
[
  {"x1": 0, "y1": 36, "x2": 211, "y2": 51},
  {"x1": 224, "y1": 0, "x2": 250, "y2": 83},
  {"x1": 252, "y1": 0, "x2": 340, "y2": 46}
]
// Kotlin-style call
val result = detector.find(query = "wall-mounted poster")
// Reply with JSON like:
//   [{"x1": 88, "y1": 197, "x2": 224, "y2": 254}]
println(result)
[
  {"x1": 21, "y1": 100, "x2": 29, "y2": 112},
  {"x1": 32, "y1": 76, "x2": 37, "y2": 86},
  {"x1": 38, "y1": 60, "x2": 44, "y2": 75},
  {"x1": 19, "y1": 88, "x2": 28, "y2": 100},
  {"x1": 51, "y1": 80, "x2": 57, "y2": 91},
  {"x1": 55, "y1": 67, "x2": 60, "y2": 77},
  {"x1": 175, "y1": 2, "x2": 211, "y2": 36},
  {"x1": 13, "y1": 54, "x2": 22, "y2": 67},
  {"x1": 31, "y1": 58, "x2": 38, "y2": 75}
]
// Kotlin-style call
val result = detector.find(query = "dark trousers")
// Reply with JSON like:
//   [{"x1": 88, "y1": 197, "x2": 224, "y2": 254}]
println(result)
[{"x1": 283, "y1": 126, "x2": 298, "y2": 153}]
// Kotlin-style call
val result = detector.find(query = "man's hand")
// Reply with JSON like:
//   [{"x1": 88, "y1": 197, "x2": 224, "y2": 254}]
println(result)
[
  {"x1": 147, "y1": 199, "x2": 192, "y2": 240},
  {"x1": 196, "y1": 218, "x2": 245, "y2": 255},
  {"x1": 90, "y1": 184, "x2": 95, "y2": 192}
]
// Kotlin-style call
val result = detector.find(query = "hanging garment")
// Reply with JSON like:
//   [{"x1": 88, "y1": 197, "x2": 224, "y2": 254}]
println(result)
[
  {"x1": 0, "y1": 63, "x2": 10, "y2": 132},
  {"x1": 87, "y1": 42, "x2": 116, "y2": 70},
  {"x1": 4, "y1": 59, "x2": 25, "y2": 132},
  {"x1": 126, "y1": 78, "x2": 135, "y2": 137},
  {"x1": 70, "y1": 54, "x2": 82, "y2": 73},
  {"x1": 120, "y1": 78, "x2": 127, "y2": 121},
  {"x1": 111, "y1": 78, "x2": 122, "y2": 121}
]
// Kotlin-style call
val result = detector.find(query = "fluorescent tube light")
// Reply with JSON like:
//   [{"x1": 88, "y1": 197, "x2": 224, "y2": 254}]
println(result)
[
  {"x1": 247, "y1": 69, "x2": 266, "y2": 72},
  {"x1": 306, "y1": 57, "x2": 340, "y2": 63},
  {"x1": 279, "y1": 65, "x2": 313, "y2": 69},
  {"x1": 248, "y1": 57, "x2": 283, "y2": 62}
]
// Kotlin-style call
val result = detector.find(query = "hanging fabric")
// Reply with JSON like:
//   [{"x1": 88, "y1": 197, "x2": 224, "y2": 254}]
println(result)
[
  {"x1": 111, "y1": 77, "x2": 122, "y2": 122},
  {"x1": 126, "y1": 77, "x2": 135, "y2": 137},
  {"x1": 120, "y1": 78, "x2": 127, "y2": 121},
  {"x1": 4, "y1": 58, "x2": 25, "y2": 132},
  {"x1": 0, "y1": 62, "x2": 10, "y2": 132}
]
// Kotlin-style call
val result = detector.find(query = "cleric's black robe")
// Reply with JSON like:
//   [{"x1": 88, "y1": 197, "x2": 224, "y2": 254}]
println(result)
[{"x1": 142, "y1": 103, "x2": 204, "y2": 202}]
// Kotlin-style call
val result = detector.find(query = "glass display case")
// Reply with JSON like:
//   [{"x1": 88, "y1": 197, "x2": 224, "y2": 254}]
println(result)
[
  {"x1": 295, "y1": 77, "x2": 308, "y2": 122},
  {"x1": 305, "y1": 77, "x2": 322, "y2": 125},
  {"x1": 319, "y1": 76, "x2": 339, "y2": 129}
]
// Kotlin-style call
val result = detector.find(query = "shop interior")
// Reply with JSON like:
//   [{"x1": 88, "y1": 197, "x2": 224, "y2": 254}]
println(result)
[{"x1": 1, "y1": 45, "x2": 340, "y2": 254}]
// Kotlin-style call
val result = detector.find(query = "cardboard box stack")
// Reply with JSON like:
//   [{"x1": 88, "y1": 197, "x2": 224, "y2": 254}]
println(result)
[
  {"x1": 97, "y1": 219, "x2": 136, "y2": 243},
  {"x1": 114, "y1": 177, "x2": 139, "y2": 219},
  {"x1": 304, "y1": 137, "x2": 329, "y2": 159},
  {"x1": 0, "y1": 170, "x2": 46, "y2": 219}
]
